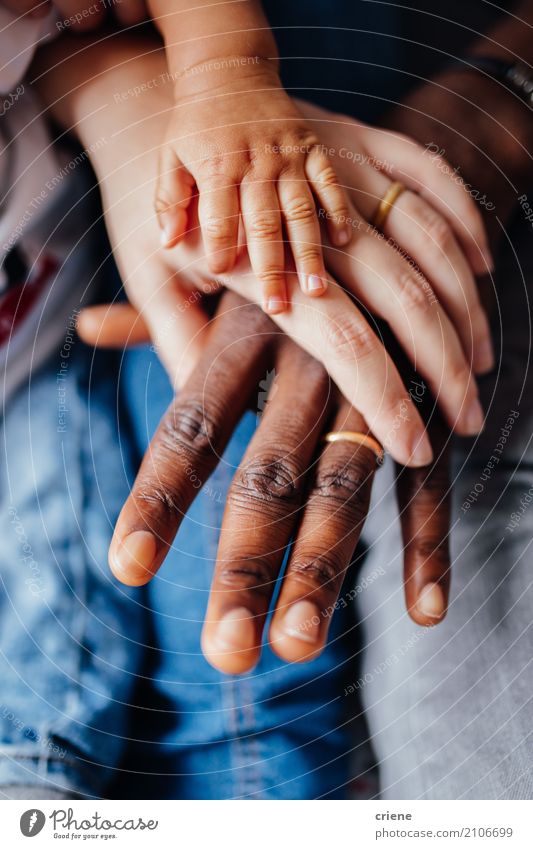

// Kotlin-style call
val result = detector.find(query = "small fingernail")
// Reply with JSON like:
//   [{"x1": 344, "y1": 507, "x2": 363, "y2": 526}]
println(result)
[
  {"x1": 281, "y1": 600, "x2": 321, "y2": 643},
  {"x1": 113, "y1": 530, "x2": 157, "y2": 584},
  {"x1": 215, "y1": 607, "x2": 256, "y2": 651},
  {"x1": 265, "y1": 295, "x2": 286, "y2": 315},
  {"x1": 336, "y1": 227, "x2": 351, "y2": 246},
  {"x1": 475, "y1": 338, "x2": 495, "y2": 374},
  {"x1": 306, "y1": 274, "x2": 327, "y2": 293},
  {"x1": 409, "y1": 432, "x2": 433, "y2": 467},
  {"x1": 417, "y1": 582, "x2": 446, "y2": 620},
  {"x1": 463, "y1": 397, "x2": 485, "y2": 435}
]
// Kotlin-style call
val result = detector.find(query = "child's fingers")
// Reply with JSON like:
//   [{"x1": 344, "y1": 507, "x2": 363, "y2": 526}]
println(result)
[
  {"x1": 305, "y1": 146, "x2": 352, "y2": 247},
  {"x1": 278, "y1": 169, "x2": 328, "y2": 298},
  {"x1": 240, "y1": 179, "x2": 287, "y2": 315},
  {"x1": 155, "y1": 146, "x2": 194, "y2": 248},
  {"x1": 197, "y1": 180, "x2": 239, "y2": 274}
]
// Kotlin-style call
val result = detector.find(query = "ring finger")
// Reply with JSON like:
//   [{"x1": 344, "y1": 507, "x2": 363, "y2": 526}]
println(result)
[
  {"x1": 350, "y1": 173, "x2": 493, "y2": 374},
  {"x1": 269, "y1": 400, "x2": 378, "y2": 662}
]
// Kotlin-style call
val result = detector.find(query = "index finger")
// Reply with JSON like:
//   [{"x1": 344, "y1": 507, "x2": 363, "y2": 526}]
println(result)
[{"x1": 108, "y1": 294, "x2": 270, "y2": 586}]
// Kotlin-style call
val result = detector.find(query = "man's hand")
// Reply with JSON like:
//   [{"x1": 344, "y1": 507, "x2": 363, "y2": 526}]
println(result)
[{"x1": 81, "y1": 293, "x2": 452, "y2": 675}]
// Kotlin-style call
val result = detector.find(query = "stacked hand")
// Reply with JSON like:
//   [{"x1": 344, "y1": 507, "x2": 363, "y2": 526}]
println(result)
[{"x1": 32, "y1": 33, "x2": 501, "y2": 672}]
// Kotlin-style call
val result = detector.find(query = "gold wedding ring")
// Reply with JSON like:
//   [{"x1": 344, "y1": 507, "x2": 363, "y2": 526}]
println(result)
[
  {"x1": 372, "y1": 181, "x2": 406, "y2": 231},
  {"x1": 323, "y1": 431, "x2": 385, "y2": 466}
]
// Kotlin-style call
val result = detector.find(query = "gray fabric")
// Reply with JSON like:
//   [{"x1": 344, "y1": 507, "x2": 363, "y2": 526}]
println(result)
[{"x1": 358, "y1": 213, "x2": 533, "y2": 799}]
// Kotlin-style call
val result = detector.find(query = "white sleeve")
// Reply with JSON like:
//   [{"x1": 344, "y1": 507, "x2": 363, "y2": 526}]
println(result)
[{"x1": 0, "y1": 6, "x2": 59, "y2": 95}]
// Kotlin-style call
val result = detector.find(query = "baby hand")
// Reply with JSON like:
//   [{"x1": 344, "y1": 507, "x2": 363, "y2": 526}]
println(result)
[{"x1": 155, "y1": 57, "x2": 351, "y2": 314}]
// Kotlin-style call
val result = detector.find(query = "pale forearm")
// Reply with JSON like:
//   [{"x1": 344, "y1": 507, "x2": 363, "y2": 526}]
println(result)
[
  {"x1": 146, "y1": 0, "x2": 279, "y2": 92},
  {"x1": 32, "y1": 34, "x2": 168, "y2": 175}
]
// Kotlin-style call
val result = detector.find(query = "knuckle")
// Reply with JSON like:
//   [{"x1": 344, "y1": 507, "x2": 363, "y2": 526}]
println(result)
[
  {"x1": 256, "y1": 267, "x2": 285, "y2": 285},
  {"x1": 248, "y1": 213, "x2": 280, "y2": 241},
  {"x1": 324, "y1": 313, "x2": 378, "y2": 363},
  {"x1": 312, "y1": 164, "x2": 339, "y2": 189},
  {"x1": 135, "y1": 486, "x2": 182, "y2": 521},
  {"x1": 218, "y1": 556, "x2": 275, "y2": 596},
  {"x1": 412, "y1": 536, "x2": 449, "y2": 566},
  {"x1": 419, "y1": 208, "x2": 454, "y2": 253},
  {"x1": 283, "y1": 196, "x2": 316, "y2": 224},
  {"x1": 233, "y1": 452, "x2": 302, "y2": 506},
  {"x1": 289, "y1": 554, "x2": 343, "y2": 592},
  {"x1": 159, "y1": 399, "x2": 222, "y2": 459},
  {"x1": 202, "y1": 216, "x2": 235, "y2": 244},
  {"x1": 293, "y1": 245, "x2": 322, "y2": 264},
  {"x1": 395, "y1": 271, "x2": 431, "y2": 314},
  {"x1": 197, "y1": 154, "x2": 228, "y2": 180},
  {"x1": 315, "y1": 458, "x2": 372, "y2": 505}
]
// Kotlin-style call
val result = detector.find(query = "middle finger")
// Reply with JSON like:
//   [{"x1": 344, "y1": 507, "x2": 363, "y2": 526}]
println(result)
[{"x1": 201, "y1": 342, "x2": 332, "y2": 673}]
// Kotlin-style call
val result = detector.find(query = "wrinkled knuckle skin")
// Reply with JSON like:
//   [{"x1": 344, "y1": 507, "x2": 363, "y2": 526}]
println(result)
[
  {"x1": 197, "y1": 154, "x2": 229, "y2": 181},
  {"x1": 315, "y1": 459, "x2": 372, "y2": 503},
  {"x1": 283, "y1": 196, "x2": 316, "y2": 224},
  {"x1": 135, "y1": 486, "x2": 182, "y2": 521},
  {"x1": 218, "y1": 556, "x2": 275, "y2": 596},
  {"x1": 203, "y1": 217, "x2": 235, "y2": 244},
  {"x1": 248, "y1": 213, "x2": 281, "y2": 241},
  {"x1": 160, "y1": 399, "x2": 223, "y2": 459},
  {"x1": 289, "y1": 554, "x2": 343, "y2": 592},
  {"x1": 396, "y1": 272, "x2": 430, "y2": 314},
  {"x1": 293, "y1": 245, "x2": 322, "y2": 265},
  {"x1": 420, "y1": 208, "x2": 454, "y2": 254},
  {"x1": 233, "y1": 453, "x2": 302, "y2": 506},
  {"x1": 325, "y1": 314, "x2": 377, "y2": 363},
  {"x1": 411, "y1": 536, "x2": 450, "y2": 568},
  {"x1": 256, "y1": 267, "x2": 285, "y2": 285},
  {"x1": 313, "y1": 165, "x2": 338, "y2": 190}
]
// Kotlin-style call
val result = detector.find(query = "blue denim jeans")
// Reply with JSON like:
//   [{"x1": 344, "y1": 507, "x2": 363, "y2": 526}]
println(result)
[{"x1": 0, "y1": 343, "x2": 146, "y2": 798}]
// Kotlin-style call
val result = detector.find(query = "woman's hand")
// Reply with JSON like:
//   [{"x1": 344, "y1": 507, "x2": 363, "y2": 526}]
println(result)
[
  {"x1": 81, "y1": 292, "x2": 452, "y2": 674},
  {"x1": 35, "y1": 33, "x2": 495, "y2": 464},
  {"x1": 297, "y1": 100, "x2": 495, "y2": 373}
]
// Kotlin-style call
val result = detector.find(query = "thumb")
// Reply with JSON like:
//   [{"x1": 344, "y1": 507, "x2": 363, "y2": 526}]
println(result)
[{"x1": 155, "y1": 145, "x2": 195, "y2": 249}]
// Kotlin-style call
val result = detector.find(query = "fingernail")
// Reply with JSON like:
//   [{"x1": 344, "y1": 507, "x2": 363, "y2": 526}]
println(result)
[
  {"x1": 475, "y1": 338, "x2": 495, "y2": 374},
  {"x1": 306, "y1": 274, "x2": 327, "y2": 293},
  {"x1": 281, "y1": 600, "x2": 321, "y2": 643},
  {"x1": 463, "y1": 397, "x2": 485, "y2": 435},
  {"x1": 113, "y1": 530, "x2": 157, "y2": 584},
  {"x1": 265, "y1": 295, "x2": 286, "y2": 315},
  {"x1": 409, "y1": 431, "x2": 433, "y2": 467},
  {"x1": 336, "y1": 227, "x2": 351, "y2": 246},
  {"x1": 215, "y1": 607, "x2": 256, "y2": 650},
  {"x1": 417, "y1": 582, "x2": 446, "y2": 620}
]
